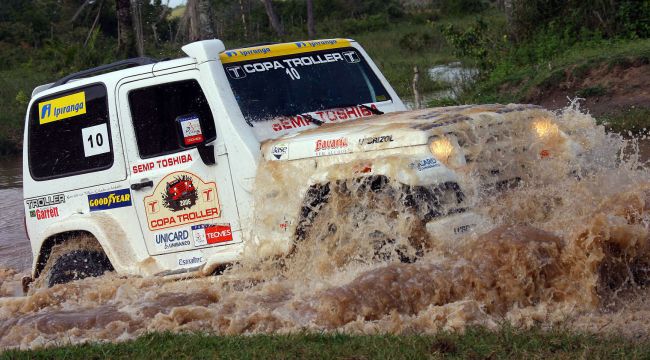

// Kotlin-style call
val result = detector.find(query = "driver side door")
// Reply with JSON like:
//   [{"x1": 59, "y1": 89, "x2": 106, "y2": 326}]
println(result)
[{"x1": 117, "y1": 71, "x2": 241, "y2": 267}]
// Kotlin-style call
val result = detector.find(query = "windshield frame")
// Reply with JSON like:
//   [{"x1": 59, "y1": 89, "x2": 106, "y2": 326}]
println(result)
[{"x1": 222, "y1": 44, "x2": 393, "y2": 138}]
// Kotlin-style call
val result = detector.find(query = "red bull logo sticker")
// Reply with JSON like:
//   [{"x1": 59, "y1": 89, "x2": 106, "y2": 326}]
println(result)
[{"x1": 144, "y1": 171, "x2": 220, "y2": 231}]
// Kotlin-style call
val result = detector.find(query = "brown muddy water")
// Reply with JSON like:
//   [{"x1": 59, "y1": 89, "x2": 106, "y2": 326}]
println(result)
[
  {"x1": 2, "y1": 105, "x2": 650, "y2": 350},
  {"x1": 0, "y1": 157, "x2": 31, "y2": 271}
]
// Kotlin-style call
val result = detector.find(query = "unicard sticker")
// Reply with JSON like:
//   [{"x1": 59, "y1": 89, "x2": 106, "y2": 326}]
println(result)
[{"x1": 145, "y1": 171, "x2": 220, "y2": 231}]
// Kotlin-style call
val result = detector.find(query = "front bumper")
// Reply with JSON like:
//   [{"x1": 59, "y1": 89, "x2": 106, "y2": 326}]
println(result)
[{"x1": 425, "y1": 211, "x2": 488, "y2": 244}]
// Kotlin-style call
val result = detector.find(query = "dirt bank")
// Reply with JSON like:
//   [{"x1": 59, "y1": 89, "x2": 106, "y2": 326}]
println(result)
[{"x1": 526, "y1": 58, "x2": 650, "y2": 117}]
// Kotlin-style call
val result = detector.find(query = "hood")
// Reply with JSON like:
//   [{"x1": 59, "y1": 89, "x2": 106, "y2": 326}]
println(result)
[{"x1": 261, "y1": 104, "x2": 546, "y2": 161}]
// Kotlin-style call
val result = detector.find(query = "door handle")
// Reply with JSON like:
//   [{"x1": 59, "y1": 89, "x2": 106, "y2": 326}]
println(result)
[{"x1": 130, "y1": 180, "x2": 153, "y2": 191}]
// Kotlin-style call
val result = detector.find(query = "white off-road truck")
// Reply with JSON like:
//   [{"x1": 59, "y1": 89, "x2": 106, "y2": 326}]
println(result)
[{"x1": 22, "y1": 38, "x2": 576, "y2": 287}]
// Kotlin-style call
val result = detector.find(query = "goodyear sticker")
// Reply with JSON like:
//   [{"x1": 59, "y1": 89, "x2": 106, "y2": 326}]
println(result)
[
  {"x1": 38, "y1": 91, "x2": 87, "y2": 125},
  {"x1": 220, "y1": 39, "x2": 352, "y2": 64},
  {"x1": 88, "y1": 188, "x2": 132, "y2": 212}
]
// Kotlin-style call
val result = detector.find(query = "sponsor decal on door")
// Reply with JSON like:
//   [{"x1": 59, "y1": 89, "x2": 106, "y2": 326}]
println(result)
[
  {"x1": 191, "y1": 223, "x2": 233, "y2": 247},
  {"x1": 88, "y1": 189, "x2": 132, "y2": 211},
  {"x1": 144, "y1": 171, "x2": 220, "y2": 231},
  {"x1": 178, "y1": 115, "x2": 204, "y2": 146}
]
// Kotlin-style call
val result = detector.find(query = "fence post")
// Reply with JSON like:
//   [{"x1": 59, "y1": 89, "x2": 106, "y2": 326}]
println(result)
[{"x1": 413, "y1": 66, "x2": 421, "y2": 109}]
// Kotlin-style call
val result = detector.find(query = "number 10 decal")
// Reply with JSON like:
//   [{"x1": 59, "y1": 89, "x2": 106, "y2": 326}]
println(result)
[
  {"x1": 82, "y1": 123, "x2": 110, "y2": 157},
  {"x1": 285, "y1": 67, "x2": 301, "y2": 80}
]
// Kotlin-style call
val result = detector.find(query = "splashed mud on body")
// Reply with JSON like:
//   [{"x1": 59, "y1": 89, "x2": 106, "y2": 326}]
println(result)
[{"x1": 2, "y1": 104, "x2": 650, "y2": 350}]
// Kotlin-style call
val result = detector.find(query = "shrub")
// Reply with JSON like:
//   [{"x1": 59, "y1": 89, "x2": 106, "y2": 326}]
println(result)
[
  {"x1": 439, "y1": 0, "x2": 487, "y2": 16},
  {"x1": 576, "y1": 86, "x2": 607, "y2": 98},
  {"x1": 339, "y1": 14, "x2": 390, "y2": 35},
  {"x1": 441, "y1": 18, "x2": 500, "y2": 71},
  {"x1": 399, "y1": 31, "x2": 435, "y2": 51}
]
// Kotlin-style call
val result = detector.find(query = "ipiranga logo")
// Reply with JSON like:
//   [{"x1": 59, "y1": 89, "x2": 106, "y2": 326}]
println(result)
[{"x1": 38, "y1": 91, "x2": 86, "y2": 125}]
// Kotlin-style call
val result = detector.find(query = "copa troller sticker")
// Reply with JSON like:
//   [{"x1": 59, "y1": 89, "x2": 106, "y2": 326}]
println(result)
[{"x1": 145, "y1": 171, "x2": 220, "y2": 231}]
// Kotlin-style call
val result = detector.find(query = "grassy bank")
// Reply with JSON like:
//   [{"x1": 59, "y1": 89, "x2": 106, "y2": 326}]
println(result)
[
  {"x1": 3, "y1": 327, "x2": 649, "y2": 359},
  {"x1": 434, "y1": 13, "x2": 650, "y2": 133},
  {"x1": 462, "y1": 38, "x2": 650, "y2": 104},
  {"x1": 467, "y1": 37, "x2": 650, "y2": 134}
]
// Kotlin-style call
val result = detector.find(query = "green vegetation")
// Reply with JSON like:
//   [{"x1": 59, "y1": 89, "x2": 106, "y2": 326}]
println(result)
[
  {"x1": 436, "y1": 0, "x2": 650, "y2": 128},
  {"x1": 0, "y1": 0, "x2": 488, "y2": 155},
  {"x1": 448, "y1": 37, "x2": 650, "y2": 105},
  {"x1": 2, "y1": 0, "x2": 650, "y2": 155},
  {"x1": 3, "y1": 326, "x2": 650, "y2": 359},
  {"x1": 600, "y1": 107, "x2": 650, "y2": 134},
  {"x1": 169, "y1": 5, "x2": 186, "y2": 19}
]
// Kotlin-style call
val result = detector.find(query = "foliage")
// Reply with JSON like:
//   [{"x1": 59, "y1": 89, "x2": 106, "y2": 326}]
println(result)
[
  {"x1": 399, "y1": 30, "x2": 436, "y2": 52},
  {"x1": 600, "y1": 108, "x2": 650, "y2": 135},
  {"x1": 576, "y1": 86, "x2": 607, "y2": 98},
  {"x1": 441, "y1": 18, "x2": 502, "y2": 71},
  {"x1": 338, "y1": 14, "x2": 391, "y2": 35},
  {"x1": 508, "y1": 0, "x2": 650, "y2": 42},
  {"x1": 460, "y1": 37, "x2": 650, "y2": 110},
  {"x1": 2, "y1": 0, "x2": 650, "y2": 154},
  {"x1": 438, "y1": 0, "x2": 488, "y2": 16}
]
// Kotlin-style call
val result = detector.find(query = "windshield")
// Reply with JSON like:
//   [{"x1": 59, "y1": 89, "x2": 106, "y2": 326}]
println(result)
[{"x1": 223, "y1": 46, "x2": 391, "y2": 140}]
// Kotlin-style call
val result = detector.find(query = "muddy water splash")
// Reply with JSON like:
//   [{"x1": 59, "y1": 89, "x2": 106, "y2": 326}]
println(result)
[{"x1": 2, "y1": 104, "x2": 650, "y2": 349}]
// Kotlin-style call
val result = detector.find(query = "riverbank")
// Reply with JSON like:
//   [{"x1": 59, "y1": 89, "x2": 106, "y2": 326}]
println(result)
[
  {"x1": 451, "y1": 37, "x2": 650, "y2": 134},
  {"x1": 3, "y1": 327, "x2": 649, "y2": 359}
]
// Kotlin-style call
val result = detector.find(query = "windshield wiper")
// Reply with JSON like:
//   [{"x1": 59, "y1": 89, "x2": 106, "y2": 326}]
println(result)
[
  {"x1": 359, "y1": 104, "x2": 384, "y2": 115},
  {"x1": 301, "y1": 113, "x2": 324, "y2": 126},
  {"x1": 337, "y1": 103, "x2": 385, "y2": 115}
]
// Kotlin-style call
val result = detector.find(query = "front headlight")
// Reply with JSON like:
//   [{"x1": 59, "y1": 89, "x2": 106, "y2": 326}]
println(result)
[
  {"x1": 429, "y1": 137, "x2": 454, "y2": 162},
  {"x1": 532, "y1": 118, "x2": 560, "y2": 138},
  {"x1": 428, "y1": 135, "x2": 465, "y2": 167}
]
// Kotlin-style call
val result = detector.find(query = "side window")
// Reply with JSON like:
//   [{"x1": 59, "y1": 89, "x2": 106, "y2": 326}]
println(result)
[
  {"x1": 28, "y1": 84, "x2": 113, "y2": 180},
  {"x1": 128, "y1": 79, "x2": 216, "y2": 158}
]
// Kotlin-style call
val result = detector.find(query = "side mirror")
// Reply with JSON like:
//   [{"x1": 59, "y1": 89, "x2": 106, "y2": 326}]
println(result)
[{"x1": 176, "y1": 114, "x2": 215, "y2": 166}]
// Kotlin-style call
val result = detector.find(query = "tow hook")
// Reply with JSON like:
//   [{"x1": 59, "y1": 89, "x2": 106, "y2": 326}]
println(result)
[{"x1": 22, "y1": 276, "x2": 33, "y2": 295}]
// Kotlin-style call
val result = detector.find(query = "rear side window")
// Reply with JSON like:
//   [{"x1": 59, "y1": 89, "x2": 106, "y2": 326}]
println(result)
[
  {"x1": 128, "y1": 79, "x2": 216, "y2": 158},
  {"x1": 28, "y1": 84, "x2": 113, "y2": 180}
]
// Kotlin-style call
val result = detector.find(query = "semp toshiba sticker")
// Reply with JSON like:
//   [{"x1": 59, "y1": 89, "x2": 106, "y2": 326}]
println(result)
[{"x1": 144, "y1": 171, "x2": 220, "y2": 231}]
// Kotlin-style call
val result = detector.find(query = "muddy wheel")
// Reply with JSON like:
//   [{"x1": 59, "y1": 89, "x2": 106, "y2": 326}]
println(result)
[
  {"x1": 47, "y1": 250, "x2": 113, "y2": 287},
  {"x1": 38, "y1": 235, "x2": 114, "y2": 287},
  {"x1": 295, "y1": 176, "x2": 430, "y2": 265}
]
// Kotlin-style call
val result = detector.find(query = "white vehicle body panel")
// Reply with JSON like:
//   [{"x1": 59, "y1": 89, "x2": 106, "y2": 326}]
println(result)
[{"x1": 22, "y1": 38, "x2": 570, "y2": 281}]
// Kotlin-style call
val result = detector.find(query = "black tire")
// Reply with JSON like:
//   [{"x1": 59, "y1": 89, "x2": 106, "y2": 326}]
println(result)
[{"x1": 47, "y1": 249, "x2": 114, "y2": 287}]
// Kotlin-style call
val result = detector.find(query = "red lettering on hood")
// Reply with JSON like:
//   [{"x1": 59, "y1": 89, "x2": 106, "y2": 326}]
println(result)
[
  {"x1": 315, "y1": 138, "x2": 349, "y2": 152},
  {"x1": 271, "y1": 105, "x2": 379, "y2": 132}
]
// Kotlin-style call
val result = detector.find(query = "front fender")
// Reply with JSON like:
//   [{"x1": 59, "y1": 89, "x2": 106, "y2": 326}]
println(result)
[{"x1": 248, "y1": 147, "x2": 463, "y2": 258}]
